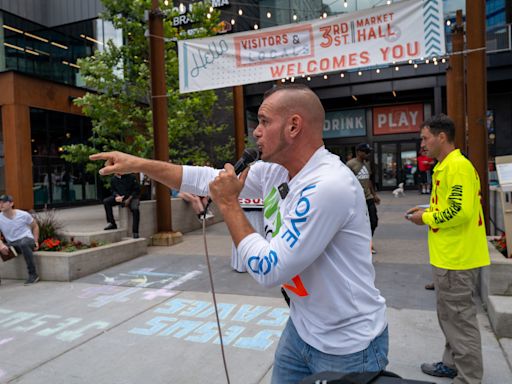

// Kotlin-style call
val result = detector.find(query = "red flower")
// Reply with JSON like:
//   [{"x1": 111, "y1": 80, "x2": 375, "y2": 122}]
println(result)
[{"x1": 42, "y1": 238, "x2": 61, "y2": 250}]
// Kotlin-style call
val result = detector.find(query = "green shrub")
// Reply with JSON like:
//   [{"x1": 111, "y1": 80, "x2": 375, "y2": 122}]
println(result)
[{"x1": 34, "y1": 209, "x2": 63, "y2": 243}]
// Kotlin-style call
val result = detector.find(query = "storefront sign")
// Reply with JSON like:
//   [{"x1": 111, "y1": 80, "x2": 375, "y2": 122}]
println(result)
[
  {"x1": 178, "y1": 0, "x2": 445, "y2": 93},
  {"x1": 323, "y1": 109, "x2": 366, "y2": 138},
  {"x1": 172, "y1": 0, "x2": 230, "y2": 27},
  {"x1": 372, "y1": 103, "x2": 424, "y2": 135}
]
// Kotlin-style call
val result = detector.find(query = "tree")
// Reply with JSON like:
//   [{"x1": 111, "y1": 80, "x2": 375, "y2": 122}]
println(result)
[{"x1": 62, "y1": 0, "x2": 234, "y2": 177}]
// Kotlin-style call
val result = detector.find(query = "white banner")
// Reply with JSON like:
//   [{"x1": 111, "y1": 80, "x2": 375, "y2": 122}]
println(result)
[{"x1": 178, "y1": 0, "x2": 445, "y2": 93}]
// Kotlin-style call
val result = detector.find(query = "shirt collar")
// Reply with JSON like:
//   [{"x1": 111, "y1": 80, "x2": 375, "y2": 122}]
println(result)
[{"x1": 434, "y1": 148, "x2": 461, "y2": 172}]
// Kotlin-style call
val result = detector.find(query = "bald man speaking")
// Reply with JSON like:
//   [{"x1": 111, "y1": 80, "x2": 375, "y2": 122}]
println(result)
[{"x1": 90, "y1": 84, "x2": 388, "y2": 383}]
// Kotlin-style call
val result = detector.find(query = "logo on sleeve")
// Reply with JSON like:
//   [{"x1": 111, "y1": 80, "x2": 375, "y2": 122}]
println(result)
[{"x1": 263, "y1": 187, "x2": 282, "y2": 239}]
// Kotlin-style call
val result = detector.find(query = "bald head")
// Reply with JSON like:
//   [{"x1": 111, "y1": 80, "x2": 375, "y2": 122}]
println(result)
[{"x1": 263, "y1": 84, "x2": 325, "y2": 136}]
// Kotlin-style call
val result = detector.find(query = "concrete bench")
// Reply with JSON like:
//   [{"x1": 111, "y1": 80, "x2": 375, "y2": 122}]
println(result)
[
  {"x1": 480, "y1": 240, "x2": 512, "y2": 338},
  {"x1": 0, "y1": 238, "x2": 147, "y2": 282},
  {"x1": 118, "y1": 198, "x2": 223, "y2": 240}
]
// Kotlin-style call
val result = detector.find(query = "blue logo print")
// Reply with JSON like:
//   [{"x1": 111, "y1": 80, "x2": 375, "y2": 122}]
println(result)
[{"x1": 248, "y1": 250, "x2": 278, "y2": 275}]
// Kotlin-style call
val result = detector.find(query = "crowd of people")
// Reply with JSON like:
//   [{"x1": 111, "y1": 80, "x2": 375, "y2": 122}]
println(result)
[{"x1": 0, "y1": 84, "x2": 491, "y2": 384}]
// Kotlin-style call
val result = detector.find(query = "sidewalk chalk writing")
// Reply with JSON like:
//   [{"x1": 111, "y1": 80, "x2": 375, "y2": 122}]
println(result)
[
  {"x1": 0, "y1": 308, "x2": 109, "y2": 342},
  {"x1": 82, "y1": 270, "x2": 201, "y2": 307},
  {"x1": 129, "y1": 298, "x2": 289, "y2": 351}
]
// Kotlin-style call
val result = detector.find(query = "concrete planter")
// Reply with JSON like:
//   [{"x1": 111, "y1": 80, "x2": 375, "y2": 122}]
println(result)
[
  {"x1": 481, "y1": 239, "x2": 512, "y2": 338},
  {"x1": 118, "y1": 198, "x2": 223, "y2": 242},
  {"x1": 0, "y1": 238, "x2": 147, "y2": 282}
]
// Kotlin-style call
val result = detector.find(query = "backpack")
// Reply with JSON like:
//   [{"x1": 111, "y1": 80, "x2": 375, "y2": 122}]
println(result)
[{"x1": 300, "y1": 370, "x2": 436, "y2": 384}]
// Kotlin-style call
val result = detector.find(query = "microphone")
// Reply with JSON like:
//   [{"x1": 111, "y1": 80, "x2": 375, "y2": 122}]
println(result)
[
  {"x1": 233, "y1": 148, "x2": 260, "y2": 175},
  {"x1": 201, "y1": 148, "x2": 260, "y2": 218}
]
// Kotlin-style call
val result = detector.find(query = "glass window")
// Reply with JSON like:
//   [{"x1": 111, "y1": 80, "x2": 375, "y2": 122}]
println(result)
[
  {"x1": 30, "y1": 108, "x2": 97, "y2": 207},
  {"x1": 0, "y1": 108, "x2": 4, "y2": 195},
  {"x1": 1, "y1": 11, "x2": 122, "y2": 87}
]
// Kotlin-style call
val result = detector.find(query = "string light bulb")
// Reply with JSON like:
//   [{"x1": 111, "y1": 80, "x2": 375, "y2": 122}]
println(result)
[
  {"x1": 340, "y1": 73, "x2": 345, "y2": 78},
  {"x1": 323, "y1": 12, "x2": 327, "y2": 18},
  {"x1": 206, "y1": 13, "x2": 211, "y2": 19},
  {"x1": 441, "y1": 58, "x2": 446, "y2": 63},
  {"x1": 293, "y1": 14, "x2": 297, "y2": 21},
  {"x1": 358, "y1": 71, "x2": 362, "y2": 76},
  {"x1": 395, "y1": 66, "x2": 399, "y2": 71},
  {"x1": 254, "y1": 24, "x2": 259, "y2": 30},
  {"x1": 238, "y1": 9, "x2": 243, "y2": 16},
  {"x1": 376, "y1": 68, "x2": 380, "y2": 73},
  {"x1": 414, "y1": 63, "x2": 418, "y2": 68},
  {"x1": 231, "y1": 19, "x2": 235, "y2": 25},
  {"x1": 344, "y1": 1, "x2": 348, "y2": 8},
  {"x1": 209, "y1": 6, "x2": 213, "y2": 12},
  {"x1": 267, "y1": 11, "x2": 271, "y2": 18},
  {"x1": 323, "y1": 74, "x2": 328, "y2": 79},
  {"x1": 446, "y1": 20, "x2": 451, "y2": 26},
  {"x1": 307, "y1": 76, "x2": 311, "y2": 81},
  {"x1": 164, "y1": 0, "x2": 169, "y2": 6}
]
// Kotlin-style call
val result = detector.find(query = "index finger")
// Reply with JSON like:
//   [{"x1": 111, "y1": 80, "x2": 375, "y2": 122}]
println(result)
[
  {"x1": 89, "y1": 152, "x2": 113, "y2": 161},
  {"x1": 89, "y1": 152, "x2": 117, "y2": 176}
]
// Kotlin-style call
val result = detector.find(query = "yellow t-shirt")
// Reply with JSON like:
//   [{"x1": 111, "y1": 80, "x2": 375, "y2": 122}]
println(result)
[{"x1": 421, "y1": 149, "x2": 490, "y2": 270}]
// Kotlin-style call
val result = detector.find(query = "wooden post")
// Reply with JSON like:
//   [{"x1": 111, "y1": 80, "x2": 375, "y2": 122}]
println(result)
[
  {"x1": 446, "y1": 10, "x2": 466, "y2": 152},
  {"x1": 233, "y1": 86, "x2": 246, "y2": 159},
  {"x1": 148, "y1": 0, "x2": 181, "y2": 244},
  {"x1": 466, "y1": 0, "x2": 489, "y2": 230}
]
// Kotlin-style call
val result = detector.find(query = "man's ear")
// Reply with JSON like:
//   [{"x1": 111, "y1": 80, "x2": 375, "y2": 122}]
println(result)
[{"x1": 289, "y1": 114, "x2": 302, "y2": 137}]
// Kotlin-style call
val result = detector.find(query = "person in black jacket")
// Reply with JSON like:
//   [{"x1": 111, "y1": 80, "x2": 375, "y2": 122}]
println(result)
[{"x1": 103, "y1": 173, "x2": 141, "y2": 238}]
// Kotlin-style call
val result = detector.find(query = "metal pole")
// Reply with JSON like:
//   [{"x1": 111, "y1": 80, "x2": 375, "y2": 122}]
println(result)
[
  {"x1": 446, "y1": 10, "x2": 465, "y2": 152},
  {"x1": 466, "y1": 0, "x2": 489, "y2": 230},
  {"x1": 233, "y1": 86, "x2": 246, "y2": 158},
  {"x1": 149, "y1": 0, "x2": 173, "y2": 232}
]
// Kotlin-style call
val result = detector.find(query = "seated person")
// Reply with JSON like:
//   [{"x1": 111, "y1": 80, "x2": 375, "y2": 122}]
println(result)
[
  {"x1": 0, "y1": 194, "x2": 40, "y2": 284},
  {"x1": 103, "y1": 173, "x2": 141, "y2": 238}
]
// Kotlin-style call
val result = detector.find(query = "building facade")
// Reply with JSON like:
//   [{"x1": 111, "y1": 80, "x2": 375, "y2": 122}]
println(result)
[
  {"x1": 244, "y1": 0, "x2": 512, "y2": 190},
  {"x1": 0, "y1": 0, "x2": 119, "y2": 209},
  {"x1": 1, "y1": 0, "x2": 511, "y2": 210}
]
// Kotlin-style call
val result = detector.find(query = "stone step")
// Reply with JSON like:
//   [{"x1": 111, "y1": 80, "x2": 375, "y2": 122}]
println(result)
[
  {"x1": 487, "y1": 295, "x2": 512, "y2": 338},
  {"x1": 0, "y1": 238, "x2": 147, "y2": 282},
  {"x1": 59, "y1": 228, "x2": 127, "y2": 244}
]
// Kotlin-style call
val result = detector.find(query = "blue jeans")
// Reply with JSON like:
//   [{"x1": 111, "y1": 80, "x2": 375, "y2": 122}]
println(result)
[
  {"x1": 271, "y1": 319, "x2": 389, "y2": 384},
  {"x1": 9, "y1": 237, "x2": 37, "y2": 276}
]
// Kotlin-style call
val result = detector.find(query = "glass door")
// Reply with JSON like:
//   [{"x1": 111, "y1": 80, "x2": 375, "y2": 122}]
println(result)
[
  {"x1": 400, "y1": 142, "x2": 419, "y2": 187},
  {"x1": 377, "y1": 141, "x2": 419, "y2": 189},
  {"x1": 380, "y1": 143, "x2": 398, "y2": 188}
]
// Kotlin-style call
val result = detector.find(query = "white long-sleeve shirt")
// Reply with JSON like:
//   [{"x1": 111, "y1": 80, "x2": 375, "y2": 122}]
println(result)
[{"x1": 181, "y1": 147, "x2": 387, "y2": 355}]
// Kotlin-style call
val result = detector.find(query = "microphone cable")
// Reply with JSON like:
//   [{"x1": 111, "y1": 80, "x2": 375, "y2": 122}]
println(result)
[
  {"x1": 196, "y1": 148, "x2": 259, "y2": 384},
  {"x1": 200, "y1": 212, "x2": 231, "y2": 384}
]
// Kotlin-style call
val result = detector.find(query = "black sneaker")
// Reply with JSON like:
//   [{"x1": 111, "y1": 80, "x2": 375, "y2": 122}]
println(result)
[
  {"x1": 24, "y1": 275, "x2": 40, "y2": 285},
  {"x1": 104, "y1": 223, "x2": 117, "y2": 230},
  {"x1": 421, "y1": 362, "x2": 457, "y2": 378}
]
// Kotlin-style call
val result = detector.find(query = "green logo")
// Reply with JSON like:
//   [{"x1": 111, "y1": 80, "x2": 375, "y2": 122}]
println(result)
[{"x1": 264, "y1": 187, "x2": 282, "y2": 238}]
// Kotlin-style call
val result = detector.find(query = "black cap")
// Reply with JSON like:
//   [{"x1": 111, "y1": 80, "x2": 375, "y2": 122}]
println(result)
[
  {"x1": 356, "y1": 143, "x2": 373, "y2": 153},
  {"x1": 0, "y1": 194, "x2": 13, "y2": 202}
]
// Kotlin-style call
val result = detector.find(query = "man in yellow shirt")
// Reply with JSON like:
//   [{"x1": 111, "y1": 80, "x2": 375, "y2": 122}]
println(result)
[{"x1": 406, "y1": 114, "x2": 490, "y2": 384}]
